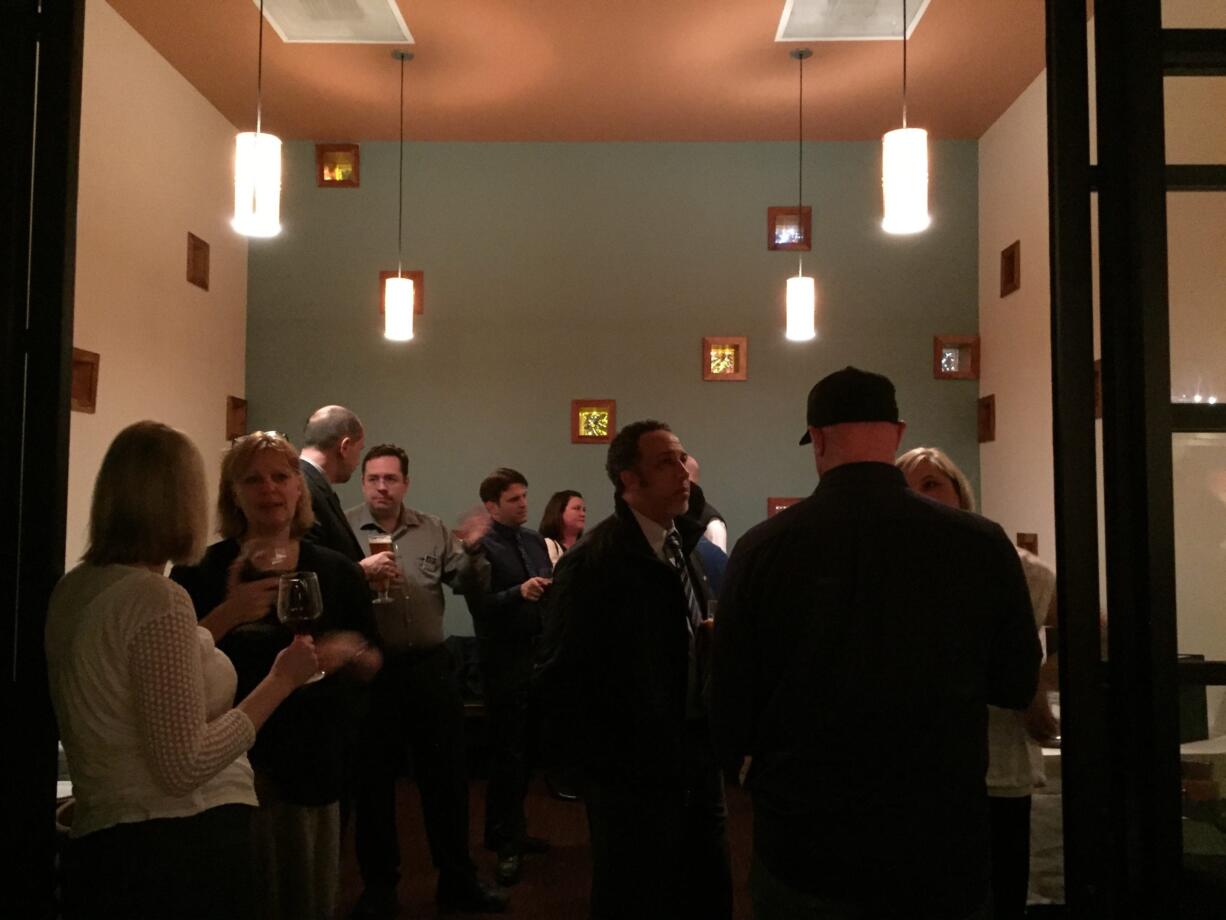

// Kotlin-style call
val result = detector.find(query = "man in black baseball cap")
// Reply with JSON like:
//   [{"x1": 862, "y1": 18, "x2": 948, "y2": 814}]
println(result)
[
  {"x1": 798, "y1": 365, "x2": 901, "y2": 445},
  {"x1": 712, "y1": 366, "x2": 1040, "y2": 920}
]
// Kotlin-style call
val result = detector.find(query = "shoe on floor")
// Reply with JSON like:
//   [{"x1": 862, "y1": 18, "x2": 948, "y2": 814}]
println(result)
[
  {"x1": 495, "y1": 852, "x2": 522, "y2": 887},
  {"x1": 351, "y1": 884, "x2": 399, "y2": 919},
  {"x1": 437, "y1": 876, "x2": 510, "y2": 914}
]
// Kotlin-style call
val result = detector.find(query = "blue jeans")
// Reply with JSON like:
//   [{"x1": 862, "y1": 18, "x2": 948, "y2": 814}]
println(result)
[{"x1": 750, "y1": 855, "x2": 990, "y2": 920}]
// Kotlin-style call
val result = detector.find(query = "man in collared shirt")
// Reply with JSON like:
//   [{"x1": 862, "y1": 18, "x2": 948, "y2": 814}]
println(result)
[
  {"x1": 538, "y1": 421, "x2": 732, "y2": 920},
  {"x1": 347, "y1": 445, "x2": 508, "y2": 918},
  {"x1": 472, "y1": 468, "x2": 553, "y2": 886}
]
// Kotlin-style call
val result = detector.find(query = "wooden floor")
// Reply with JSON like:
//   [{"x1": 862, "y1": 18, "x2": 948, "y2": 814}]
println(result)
[{"x1": 336, "y1": 775, "x2": 755, "y2": 919}]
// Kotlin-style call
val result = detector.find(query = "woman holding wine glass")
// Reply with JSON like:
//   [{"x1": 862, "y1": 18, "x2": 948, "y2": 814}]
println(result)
[
  {"x1": 46, "y1": 422, "x2": 319, "y2": 920},
  {"x1": 171, "y1": 431, "x2": 381, "y2": 920}
]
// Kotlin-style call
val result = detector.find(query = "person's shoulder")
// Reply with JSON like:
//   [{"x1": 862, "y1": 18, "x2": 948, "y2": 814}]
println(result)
[
  {"x1": 733, "y1": 495, "x2": 814, "y2": 557},
  {"x1": 521, "y1": 527, "x2": 547, "y2": 547},
  {"x1": 562, "y1": 516, "x2": 619, "y2": 561}
]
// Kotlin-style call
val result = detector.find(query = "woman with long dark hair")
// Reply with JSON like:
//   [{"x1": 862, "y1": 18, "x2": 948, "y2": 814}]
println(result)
[{"x1": 538, "y1": 490, "x2": 586, "y2": 566}]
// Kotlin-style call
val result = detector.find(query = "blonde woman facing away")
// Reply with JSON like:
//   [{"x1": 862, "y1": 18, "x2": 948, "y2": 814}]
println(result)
[
  {"x1": 897, "y1": 446, "x2": 1056, "y2": 920},
  {"x1": 46, "y1": 421, "x2": 318, "y2": 920}
]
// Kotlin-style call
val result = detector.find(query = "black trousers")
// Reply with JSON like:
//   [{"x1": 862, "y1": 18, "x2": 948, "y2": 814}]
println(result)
[
  {"x1": 477, "y1": 635, "x2": 537, "y2": 853},
  {"x1": 988, "y1": 794, "x2": 1032, "y2": 920},
  {"x1": 61, "y1": 803, "x2": 255, "y2": 920},
  {"x1": 355, "y1": 644, "x2": 477, "y2": 891},
  {"x1": 582, "y1": 725, "x2": 732, "y2": 920}
]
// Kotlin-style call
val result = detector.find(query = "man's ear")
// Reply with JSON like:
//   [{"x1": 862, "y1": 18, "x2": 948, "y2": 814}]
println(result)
[
  {"x1": 618, "y1": 467, "x2": 638, "y2": 495},
  {"x1": 893, "y1": 422, "x2": 907, "y2": 452}
]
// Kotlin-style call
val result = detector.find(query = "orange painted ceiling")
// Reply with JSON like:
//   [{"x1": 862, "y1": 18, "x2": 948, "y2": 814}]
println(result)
[{"x1": 105, "y1": 0, "x2": 1049, "y2": 142}]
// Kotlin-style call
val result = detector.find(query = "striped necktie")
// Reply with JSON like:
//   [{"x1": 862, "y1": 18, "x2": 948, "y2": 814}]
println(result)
[{"x1": 664, "y1": 531, "x2": 703, "y2": 632}]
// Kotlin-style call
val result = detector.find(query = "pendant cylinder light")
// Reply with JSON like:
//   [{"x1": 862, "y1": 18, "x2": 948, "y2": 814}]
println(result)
[
  {"x1": 232, "y1": 132, "x2": 282, "y2": 237},
  {"x1": 881, "y1": 0, "x2": 929, "y2": 235},
  {"x1": 384, "y1": 275, "x2": 415, "y2": 341},
  {"x1": 786, "y1": 274, "x2": 817, "y2": 341},
  {"x1": 784, "y1": 48, "x2": 816, "y2": 342},
  {"x1": 881, "y1": 126, "x2": 930, "y2": 234},
  {"x1": 233, "y1": 0, "x2": 282, "y2": 238},
  {"x1": 385, "y1": 49, "x2": 415, "y2": 342}
]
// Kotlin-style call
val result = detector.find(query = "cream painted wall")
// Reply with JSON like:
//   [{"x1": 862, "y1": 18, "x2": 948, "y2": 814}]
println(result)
[
  {"x1": 979, "y1": 7, "x2": 1226, "y2": 727},
  {"x1": 976, "y1": 73, "x2": 1056, "y2": 560},
  {"x1": 67, "y1": 0, "x2": 247, "y2": 564}
]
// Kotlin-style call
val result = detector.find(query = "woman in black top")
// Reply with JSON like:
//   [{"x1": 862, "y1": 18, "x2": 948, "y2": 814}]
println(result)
[{"x1": 171, "y1": 431, "x2": 380, "y2": 920}]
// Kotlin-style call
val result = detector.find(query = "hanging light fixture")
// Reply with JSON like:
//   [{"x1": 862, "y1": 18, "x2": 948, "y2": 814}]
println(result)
[
  {"x1": 785, "y1": 48, "x2": 816, "y2": 342},
  {"x1": 232, "y1": 0, "x2": 282, "y2": 237},
  {"x1": 881, "y1": 0, "x2": 930, "y2": 235},
  {"x1": 384, "y1": 49, "x2": 416, "y2": 342}
]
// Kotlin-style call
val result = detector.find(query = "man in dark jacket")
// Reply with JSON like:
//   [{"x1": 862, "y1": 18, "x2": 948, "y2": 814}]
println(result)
[
  {"x1": 473, "y1": 468, "x2": 553, "y2": 886},
  {"x1": 539, "y1": 420, "x2": 732, "y2": 920},
  {"x1": 298, "y1": 404, "x2": 368, "y2": 564},
  {"x1": 711, "y1": 367, "x2": 1041, "y2": 920}
]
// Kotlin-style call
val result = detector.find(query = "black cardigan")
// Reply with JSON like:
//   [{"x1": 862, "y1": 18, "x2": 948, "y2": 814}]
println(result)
[{"x1": 171, "y1": 539, "x2": 375, "y2": 805}]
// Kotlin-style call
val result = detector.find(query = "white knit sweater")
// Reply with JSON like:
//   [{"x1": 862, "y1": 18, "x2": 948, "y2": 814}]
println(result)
[{"x1": 46, "y1": 564, "x2": 258, "y2": 837}]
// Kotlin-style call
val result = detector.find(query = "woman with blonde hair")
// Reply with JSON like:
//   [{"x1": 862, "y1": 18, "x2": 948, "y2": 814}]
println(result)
[
  {"x1": 46, "y1": 421, "x2": 318, "y2": 920},
  {"x1": 171, "y1": 430, "x2": 380, "y2": 920},
  {"x1": 897, "y1": 445, "x2": 1056, "y2": 920}
]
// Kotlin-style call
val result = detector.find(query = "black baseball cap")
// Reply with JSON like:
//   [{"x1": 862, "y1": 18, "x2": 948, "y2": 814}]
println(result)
[{"x1": 799, "y1": 366, "x2": 901, "y2": 445}]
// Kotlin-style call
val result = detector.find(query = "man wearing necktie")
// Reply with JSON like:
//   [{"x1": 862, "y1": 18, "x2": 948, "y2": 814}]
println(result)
[
  {"x1": 537, "y1": 420, "x2": 732, "y2": 920},
  {"x1": 472, "y1": 468, "x2": 553, "y2": 886}
]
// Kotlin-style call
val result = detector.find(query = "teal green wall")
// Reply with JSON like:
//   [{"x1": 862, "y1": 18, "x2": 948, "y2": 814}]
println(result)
[{"x1": 247, "y1": 140, "x2": 980, "y2": 635}]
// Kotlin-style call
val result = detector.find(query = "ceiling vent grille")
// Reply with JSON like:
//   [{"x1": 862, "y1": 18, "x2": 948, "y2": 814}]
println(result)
[
  {"x1": 776, "y1": 0, "x2": 931, "y2": 42},
  {"x1": 252, "y1": 0, "x2": 414, "y2": 44}
]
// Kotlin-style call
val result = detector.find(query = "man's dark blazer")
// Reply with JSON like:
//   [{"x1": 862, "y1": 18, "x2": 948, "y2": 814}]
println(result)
[
  {"x1": 537, "y1": 498, "x2": 712, "y2": 790},
  {"x1": 300, "y1": 458, "x2": 364, "y2": 563}
]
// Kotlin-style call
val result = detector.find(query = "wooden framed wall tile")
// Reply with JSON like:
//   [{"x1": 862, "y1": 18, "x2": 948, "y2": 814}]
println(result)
[
  {"x1": 316, "y1": 144, "x2": 360, "y2": 187},
  {"x1": 767, "y1": 497, "x2": 804, "y2": 517},
  {"x1": 71, "y1": 348, "x2": 100, "y2": 413},
  {"x1": 978, "y1": 394, "x2": 996, "y2": 443},
  {"x1": 186, "y1": 232, "x2": 209, "y2": 290},
  {"x1": 933, "y1": 335, "x2": 980, "y2": 380},
  {"x1": 226, "y1": 396, "x2": 248, "y2": 441},
  {"x1": 1000, "y1": 240, "x2": 1021, "y2": 297},
  {"x1": 702, "y1": 336, "x2": 748, "y2": 381},
  {"x1": 571, "y1": 399, "x2": 616, "y2": 444},
  {"x1": 378, "y1": 270, "x2": 425, "y2": 315},
  {"x1": 767, "y1": 206, "x2": 812, "y2": 251}
]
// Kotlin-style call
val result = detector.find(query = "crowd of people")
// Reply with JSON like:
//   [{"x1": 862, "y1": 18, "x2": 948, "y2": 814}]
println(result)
[{"x1": 47, "y1": 365, "x2": 1054, "y2": 920}]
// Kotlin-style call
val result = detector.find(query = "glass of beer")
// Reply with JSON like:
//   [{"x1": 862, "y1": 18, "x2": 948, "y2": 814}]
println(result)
[{"x1": 369, "y1": 534, "x2": 397, "y2": 605}]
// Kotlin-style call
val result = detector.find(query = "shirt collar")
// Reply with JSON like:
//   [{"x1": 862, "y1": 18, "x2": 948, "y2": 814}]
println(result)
[
  {"x1": 630, "y1": 506, "x2": 674, "y2": 562},
  {"x1": 352, "y1": 502, "x2": 421, "y2": 538},
  {"x1": 300, "y1": 455, "x2": 326, "y2": 477}
]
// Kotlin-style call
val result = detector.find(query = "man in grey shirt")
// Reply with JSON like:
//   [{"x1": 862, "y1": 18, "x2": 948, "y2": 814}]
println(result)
[{"x1": 347, "y1": 444, "x2": 507, "y2": 917}]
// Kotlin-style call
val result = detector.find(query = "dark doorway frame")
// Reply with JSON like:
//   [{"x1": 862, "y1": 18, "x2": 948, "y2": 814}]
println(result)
[{"x1": 1, "y1": 1, "x2": 85, "y2": 915}]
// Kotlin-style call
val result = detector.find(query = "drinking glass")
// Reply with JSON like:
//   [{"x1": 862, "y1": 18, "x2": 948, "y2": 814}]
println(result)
[
  {"x1": 277, "y1": 570, "x2": 323, "y2": 635},
  {"x1": 368, "y1": 534, "x2": 397, "y2": 605},
  {"x1": 278, "y1": 571, "x2": 325, "y2": 682}
]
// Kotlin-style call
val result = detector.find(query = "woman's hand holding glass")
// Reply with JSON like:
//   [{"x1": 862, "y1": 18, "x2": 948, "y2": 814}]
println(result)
[{"x1": 269, "y1": 635, "x2": 320, "y2": 689}]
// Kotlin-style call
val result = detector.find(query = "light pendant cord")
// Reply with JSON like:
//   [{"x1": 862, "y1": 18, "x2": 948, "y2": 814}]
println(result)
[
  {"x1": 256, "y1": 0, "x2": 264, "y2": 135},
  {"x1": 397, "y1": 53, "x2": 405, "y2": 277},
  {"x1": 901, "y1": 0, "x2": 908, "y2": 128},
  {"x1": 797, "y1": 50, "x2": 803, "y2": 235}
]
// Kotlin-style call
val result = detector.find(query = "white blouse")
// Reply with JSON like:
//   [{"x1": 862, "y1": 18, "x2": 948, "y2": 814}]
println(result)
[{"x1": 46, "y1": 564, "x2": 257, "y2": 837}]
